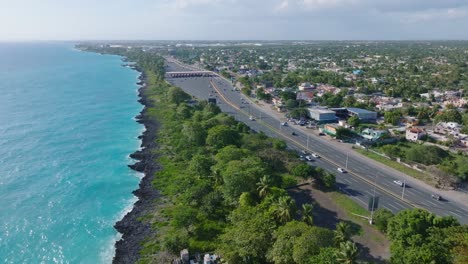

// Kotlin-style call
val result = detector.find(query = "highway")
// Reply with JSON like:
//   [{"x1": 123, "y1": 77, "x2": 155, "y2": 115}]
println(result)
[{"x1": 164, "y1": 61, "x2": 468, "y2": 224}]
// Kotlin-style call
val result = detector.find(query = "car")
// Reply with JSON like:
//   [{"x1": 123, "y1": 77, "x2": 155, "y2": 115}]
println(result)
[
  {"x1": 337, "y1": 167, "x2": 346, "y2": 173},
  {"x1": 311, "y1": 153, "x2": 320, "y2": 158},
  {"x1": 393, "y1": 180, "x2": 404, "y2": 187},
  {"x1": 249, "y1": 115, "x2": 255, "y2": 121},
  {"x1": 301, "y1": 150, "x2": 308, "y2": 155},
  {"x1": 299, "y1": 155, "x2": 306, "y2": 161},
  {"x1": 281, "y1": 122, "x2": 288, "y2": 126},
  {"x1": 319, "y1": 132, "x2": 325, "y2": 136},
  {"x1": 305, "y1": 156, "x2": 313, "y2": 161},
  {"x1": 431, "y1": 194, "x2": 441, "y2": 201},
  {"x1": 291, "y1": 132, "x2": 297, "y2": 136}
]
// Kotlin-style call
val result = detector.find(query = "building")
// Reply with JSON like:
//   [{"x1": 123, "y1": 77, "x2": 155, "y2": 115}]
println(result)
[
  {"x1": 406, "y1": 127, "x2": 426, "y2": 141},
  {"x1": 322, "y1": 124, "x2": 340, "y2": 136},
  {"x1": 296, "y1": 91, "x2": 314, "y2": 103},
  {"x1": 298, "y1": 82, "x2": 314, "y2": 91},
  {"x1": 361, "y1": 128, "x2": 387, "y2": 141},
  {"x1": 434, "y1": 122, "x2": 462, "y2": 134},
  {"x1": 346, "y1": 107, "x2": 377, "y2": 121},
  {"x1": 353, "y1": 69, "x2": 363, "y2": 75},
  {"x1": 308, "y1": 107, "x2": 337, "y2": 122}
]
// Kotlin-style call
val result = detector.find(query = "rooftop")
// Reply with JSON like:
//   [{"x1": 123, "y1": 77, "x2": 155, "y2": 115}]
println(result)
[
  {"x1": 309, "y1": 107, "x2": 336, "y2": 114},
  {"x1": 346, "y1": 107, "x2": 376, "y2": 114}
]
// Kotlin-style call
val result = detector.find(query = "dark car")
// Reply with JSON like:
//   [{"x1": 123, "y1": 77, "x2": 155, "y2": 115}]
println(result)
[{"x1": 292, "y1": 132, "x2": 297, "y2": 136}]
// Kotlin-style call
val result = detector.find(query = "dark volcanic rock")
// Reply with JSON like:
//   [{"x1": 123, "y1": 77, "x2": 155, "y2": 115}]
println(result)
[{"x1": 113, "y1": 70, "x2": 161, "y2": 264}]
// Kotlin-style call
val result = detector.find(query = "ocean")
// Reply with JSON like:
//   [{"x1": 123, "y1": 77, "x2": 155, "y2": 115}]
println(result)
[{"x1": 0, "y1": 42, "x2": 142, "y2": 263}]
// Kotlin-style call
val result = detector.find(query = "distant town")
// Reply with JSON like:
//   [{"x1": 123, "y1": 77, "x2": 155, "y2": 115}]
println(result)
[{"x1": 86, "y1": 40, "x2": 468, "y2": 189}]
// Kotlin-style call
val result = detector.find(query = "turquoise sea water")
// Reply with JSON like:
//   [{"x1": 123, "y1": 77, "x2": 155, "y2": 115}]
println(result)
[{"x1": 0, "y1": 43, "x2": 142, "y2": 263}]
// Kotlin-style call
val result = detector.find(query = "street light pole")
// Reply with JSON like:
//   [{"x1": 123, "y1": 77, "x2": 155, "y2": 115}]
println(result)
[
  {"x1": 369, "y1": 175, "x2": 378, "y2": 224},
  {"x1": 346, "y1": 152, "x2": 349, "y2": 169},
  {"x1": 401, "y1": 180, "x2": 406, "y2": 200}
]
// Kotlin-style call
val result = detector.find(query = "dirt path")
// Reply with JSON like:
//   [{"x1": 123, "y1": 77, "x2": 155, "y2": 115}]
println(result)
[{"x1": 289, "y1": 184, "x2": 390, "y2": 263}]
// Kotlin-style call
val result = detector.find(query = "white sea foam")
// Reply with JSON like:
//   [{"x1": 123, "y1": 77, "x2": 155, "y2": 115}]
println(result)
[{"x1": 101, "y1": 194, "x2": 139, "y2": 263}]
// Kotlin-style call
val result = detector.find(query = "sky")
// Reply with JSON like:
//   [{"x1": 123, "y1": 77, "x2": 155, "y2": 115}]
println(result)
[{"x1": 1, "y1": 0, "x2": 468, "y2": 40}]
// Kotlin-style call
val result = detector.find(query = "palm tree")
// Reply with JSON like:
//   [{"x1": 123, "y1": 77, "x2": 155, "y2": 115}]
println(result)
[
  {"x1": 336, "y1": 241, "x2": 359, "y2": 264},
  {"x1": 301, "y1": 203, "x2": 314, "y2": 225},
  {"x1": 334, "y1": 221, "x2": 351, "y2": 245},
  {"x1": 257, "y1": 175, "x2": 272, "y2": 198},
  {"x1": 272, "y1": 196, "x2": 296, "y2": 223}
]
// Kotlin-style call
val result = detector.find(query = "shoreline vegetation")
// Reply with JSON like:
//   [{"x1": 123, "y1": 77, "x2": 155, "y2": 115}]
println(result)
[{"x1": 78, "y1": 45, "x2": 467, "y2": 264}]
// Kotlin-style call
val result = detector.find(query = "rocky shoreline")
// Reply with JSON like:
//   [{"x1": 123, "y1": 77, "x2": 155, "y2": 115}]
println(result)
[{"x1": 113, "y1": 69, "x2": 160, "y2": 264}]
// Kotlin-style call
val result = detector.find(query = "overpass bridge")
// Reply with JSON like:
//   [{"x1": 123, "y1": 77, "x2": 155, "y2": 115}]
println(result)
[{"x1": 165, "y1": 71, "x2": 215, "y2": 78}]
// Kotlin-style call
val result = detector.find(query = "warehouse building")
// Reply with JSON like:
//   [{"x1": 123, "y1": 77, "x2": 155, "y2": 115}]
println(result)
[
  {"x1": 347, "y1": 107, "x2": 377, "y2": 121},
  {"x1": 308, "y1": 107, "x2": 337, "y2": 123}
]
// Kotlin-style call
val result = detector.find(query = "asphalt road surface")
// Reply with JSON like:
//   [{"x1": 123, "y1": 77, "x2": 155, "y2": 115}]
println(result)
[{"x1": 165, "y1": 61, "x2": 468, "y2": 224}]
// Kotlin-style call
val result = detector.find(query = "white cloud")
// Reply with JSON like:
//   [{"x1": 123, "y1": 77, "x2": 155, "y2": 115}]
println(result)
[
  {"x1": 301, "y1": 0, "x2": 358, "y2": 9},
  {"x1": 275, "y1": 0, "x2": 289, "y2": 11},
  {"x1": 174, "y1": 0, "x2": 217, "y2": 9},
  {"x1": 397, "y1": 7, "x2": 468, "y2": 23}
]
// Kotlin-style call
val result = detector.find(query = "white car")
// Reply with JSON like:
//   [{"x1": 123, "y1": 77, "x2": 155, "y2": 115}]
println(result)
[
  {"x1": 281, "y1": 122, "x2": 288, "y2": 126},
  {"x1": 337, "y1": 167, "x2": 346, "y2": 173},
  {"x1": 249, "y1": 115, "x2": 255, "y2": 121},
  {"x1": 311, "y1": 153, "x2": 320, "y2": 158},
  {"x1": 393, "y1": 180, "x2": 404, "y2": 187},
  {"x1": 305, "y1": 156, "x2": 313, "y2": 161}
]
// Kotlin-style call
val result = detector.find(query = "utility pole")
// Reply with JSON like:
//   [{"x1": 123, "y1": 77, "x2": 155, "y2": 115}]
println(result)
[
  {"x1": 346, "y1": 152, "x2": 349, "y2": 169},
  {"x1": 401, "y1": 180, "x2": 406, "y2": 200},
  {"x1": 369, "y1": 188, "x2": 377, "y2": 224}
]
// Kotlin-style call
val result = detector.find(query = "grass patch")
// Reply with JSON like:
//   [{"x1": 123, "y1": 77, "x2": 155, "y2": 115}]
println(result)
[
  {"x1": 354, "y1": 148, "x2": 436, "y2": 185},
  {"x1": 330, "y1": 191, "x2": 369, "y2": 217}
]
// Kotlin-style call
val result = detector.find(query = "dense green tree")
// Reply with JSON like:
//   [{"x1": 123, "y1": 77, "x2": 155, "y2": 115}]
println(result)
[
  {"x1": 292, "y1": 163, "x2": 314, "y2": 179},
  {"x1": 170, "y1": 205, "x2": 199, "y2": 232},
  {"x1": 336, "y1": 127, "x2": 353, "y2": 140},
  {"x1": 285, "y1": 99, "x2": 299, "y2": 109},
  {"x1": 218, "y1": 207, "x2": 275, "y2": 263},
  {"x1": 308, "y1": 247, "x2": 338, "y2": 264},
  {"x1": 301, "y1": 203, "x2": 314, "y2": 225},
  {"x1": 373, "y1": 208, "x2": 394, "y2": 233},
  {"x1": 221, "y1": 157, "x2": 266, "y2": 203},
  {"x1": 347, "y1": 115, "x2": 360, "y2": 127},
  {"x1": 343, "y1": 96, "x2": 357, "y2": 107},
  {"x1": 334, "y1": 221, "x2": 352, "y2": 245},
  {"x1": 257, "y1": 175, "x2": 273, "y2": 198},
  {"x1": 188, "y1": 154, "x2": 213, "y2": 178},
  {"x1": 290, "y1": 108, "x2": 309, "y2": 119},
  {"x1": 267, "y1": 221, "x2": 311, "y2": 264},
  {"x1": 239, "y1": 192, "x2": 256, "y2": 207},
  {"x1": 336, "y1": 241, "x2": 359, "y2": 264},
  {"x1": 182, "y1": 122, "x2": 207, "y2": 146},
  {"x1": 384, "y1": 110, "x2": 402, "y2": 125},
  {"x1": 387, "y1": 209, "x2": 460, "y2": 264},
  {"x1": 167, "y1": 86, "x2": 191, "y2": 105},
  {"x1": 271, "y1": 196, "x2": 297, "y2": 224},
  {"x1": 380, "y1": 144, "x2": 403, "y2": 158},
  {"x1": 405, "y1": 145, "x2": 448, "y2": 165},
  {"x1": 323, "y1": 172, "x2": 337, "y2": 189},
  {"x1": 279, "y1": 90, "x2": 297, "y2": 101},
  {"x1": 292, "y1": 226, "x2": 335, "y2": 263},
  {"x1": 206, "y1": 125, "x2": 241, "y2": 149}
]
